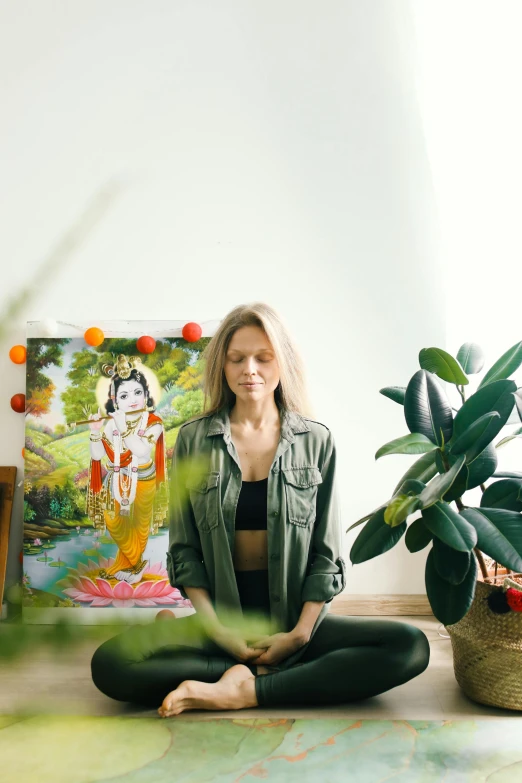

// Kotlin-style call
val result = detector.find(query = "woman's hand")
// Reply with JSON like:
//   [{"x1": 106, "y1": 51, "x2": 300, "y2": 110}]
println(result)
[
  {"x1": 246, "y1": 631, "x2": 309, "y2": 667},
  {"x1": 109, "y1": 410, "x2": 127, "y2": 434},
  {"x1": 89, "y1": 408, "x2": 104, "y2": 432},
  {"x1": 210, "y1": 624, "x2": 267, "y2": 665}
]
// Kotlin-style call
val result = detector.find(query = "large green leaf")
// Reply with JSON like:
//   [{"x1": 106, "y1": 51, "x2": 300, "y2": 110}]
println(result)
[
  {"x1": 434, "y1": 450, "x2": 469, "y2": 503},
  {"x1": 493, "y1": 471, "x2": 522, "y2": 479},
  {"x1": 456, "y1": 342, "x2": 485, "y2": 375},
  {"x1": 384, "y1": 494, "x2": 421, "y2": 527},
  {"x1": 466, "y1": 443, "x2": 498, "y2": 489},
  {"x1": 405, "y1": 517, "x2": 433, "y2": 552},
  {"x1": 515, "y1": 389, "x2": 522, "y2": 422},
  {"x1": 394, "y1": 478, "x2": 426, "y2": 495},
  {"x1": 460, "y1": 507, "x2": 522, "y2": 571},
  {"x1": 417, "y1": 454, "x2": 466, "y2": 509},
  {"x1": 426, "y1": 547, "x2": 477, "y2": 625},
  {"x1": 477, "y1": 340, "x2": 522, "y2": 389},
  {"x1": 443, "y1": 463, "x2": 469, "y2": 503},
  {"x1": 345, "y1": 504, "x2": 387, "y2": 534},
  {"x1": 451, "y1": 379, "x2": 516, "y2": 449},
  {"x1": 379, "y1": 386, "x2": 406, "y2": 405},
  {"x1": 419, "y1": 347, "x2": 469, "y2": 385},
  {"x1": 392, "y1": 451, "x2": 439, "y2": 495},
  {"x1": 375, "y1": 432, "x2": 438, "y2": 460},
  {"x1": 349, "y1": 507, "x2": 406, "y2": 564},
  {"x1": 404, "y1": 369, "x2": 454, "y2": 446},
  {"x1": 421, "y1": 502, "x2": 478, "y2": 551},
  {"x1": 449, "y1": 411, "x2": 501, "y2": 463},
  {"x1": 345, "y1": 479, "x2": 426, "y2": 535},
  {"x1": 432, "y1": 537, "x2": 472, "y2": 585},
  {"x1": 480, "y1": 479, "x2": 522, "y2": 512}
]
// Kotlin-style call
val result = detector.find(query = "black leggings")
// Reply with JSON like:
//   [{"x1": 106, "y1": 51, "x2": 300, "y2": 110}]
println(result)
[{"x1": 91, "y1": 612, "x2": 430, "y2": 708}]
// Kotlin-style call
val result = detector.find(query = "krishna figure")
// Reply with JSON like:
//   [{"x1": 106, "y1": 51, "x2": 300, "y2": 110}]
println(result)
[{"x1": 86, "y1": 354, "x2": 169, "y2": 584}]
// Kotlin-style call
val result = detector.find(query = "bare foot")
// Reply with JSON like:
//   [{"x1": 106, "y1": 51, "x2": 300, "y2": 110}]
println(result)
[{"x1": 158, "y1": 664, "x2": 258, "y2": 717}]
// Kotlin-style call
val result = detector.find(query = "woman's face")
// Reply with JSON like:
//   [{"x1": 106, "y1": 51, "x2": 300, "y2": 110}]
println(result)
[
  {"x1": 115, "y1": 380, "x2": 146, "y2": 412},
  {"x1": 224, "y1": 325, "x2": 280, "y2": 401}
]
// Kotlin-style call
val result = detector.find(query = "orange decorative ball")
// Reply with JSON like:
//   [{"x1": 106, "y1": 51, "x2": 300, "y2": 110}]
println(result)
[
  {"x1": 84, "y1": 327, "x2": 105, "y2": 347},
  {"x1": 11, "y1": 393, "x2": 26, "y2": 413},
  {"x1": 9, "y1": 344, "x2": 27, "y2": 364},
  {"x1": 182, "y1": 322, "x2": 202, "y2": 342},
  {"x1": 136, "y1": 335, "x2": 156, "y2": 354},
  {"x1": 22, "y1": 448, "x2": 25, "y2": 458}
]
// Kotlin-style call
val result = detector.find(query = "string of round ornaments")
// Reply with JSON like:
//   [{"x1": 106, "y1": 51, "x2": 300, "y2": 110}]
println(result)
[
  {"x1": 9, "y1": 320, "x2": 205, "y2": 491},
  {"x1": 9, "y1": 319, "x2": 205, "y2": 417}
]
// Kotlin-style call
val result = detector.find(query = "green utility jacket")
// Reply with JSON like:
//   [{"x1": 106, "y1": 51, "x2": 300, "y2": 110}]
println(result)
[{"x1": 166, "y1": 402, "x2": 347, "y2": 671}]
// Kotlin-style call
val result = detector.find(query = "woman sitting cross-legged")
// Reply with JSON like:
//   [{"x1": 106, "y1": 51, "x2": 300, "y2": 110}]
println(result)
[{"x1": 90, "y1": 302, "x2": 430, "y2": 716}]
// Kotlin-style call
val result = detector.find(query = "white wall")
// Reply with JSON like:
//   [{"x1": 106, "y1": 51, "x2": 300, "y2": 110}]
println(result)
[
  {"x1": 1, "y1": 1, "x2": 444, "y2": 597},
  {"x1": 411, "y1": 0, "x2": 522, "y2": 502}
]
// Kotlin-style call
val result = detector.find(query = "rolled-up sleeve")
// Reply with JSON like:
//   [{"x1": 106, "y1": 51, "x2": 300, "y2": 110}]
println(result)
[
  {"x1": 301, "y1": 431, "x2": 347, "y2": 603},
  {"x1": 166, "y1": 427, "x2": 211, "y2": 600}
]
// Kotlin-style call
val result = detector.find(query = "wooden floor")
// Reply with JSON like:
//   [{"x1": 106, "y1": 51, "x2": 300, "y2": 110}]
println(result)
[{"x1": 0, "y1": 615, "x2": 519, "y2": 720}]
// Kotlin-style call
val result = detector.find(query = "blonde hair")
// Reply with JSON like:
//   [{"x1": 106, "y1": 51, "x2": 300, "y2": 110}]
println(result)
[{"x1": 184, "y1": 302, "x2": 314, "y2": 424}]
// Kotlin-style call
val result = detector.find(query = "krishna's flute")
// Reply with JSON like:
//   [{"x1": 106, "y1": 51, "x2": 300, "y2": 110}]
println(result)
[{"x1": 67, "y1": 407, "x2": 148, "y2": 429}]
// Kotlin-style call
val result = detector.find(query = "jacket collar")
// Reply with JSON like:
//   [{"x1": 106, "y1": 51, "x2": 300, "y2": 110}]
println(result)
[{"x1": 206, "y1": 404, "x2": 310, "y2": 443}]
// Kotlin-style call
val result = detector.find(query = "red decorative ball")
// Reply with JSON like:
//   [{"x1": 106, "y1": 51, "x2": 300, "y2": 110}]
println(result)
[
  {"x1": 9, "y1": 345, "x2": 27, "y2": 364},
  {"x1": 182, "y1": 322, "x2": 202, "y2": 342},
  {"x1": 10, "y1": 393, "x2": 26, "y2": 413},
  {"x1": 84, "y1": 327, "x2": 105, "y2": 347},
  {"x1": 19, "y1": 550, "x2": 23, "y2": 565},
  {"x1": 506, "y1": 587, "x2": 522, "y2": 612},
  {"x1": 136, "y1": 335, "x2": 156, "y2": 354}
]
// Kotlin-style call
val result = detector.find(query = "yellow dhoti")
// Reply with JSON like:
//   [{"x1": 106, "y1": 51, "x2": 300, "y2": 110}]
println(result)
[{"x1": 101, "y1": 476, "x2": 156, "y2": 577}]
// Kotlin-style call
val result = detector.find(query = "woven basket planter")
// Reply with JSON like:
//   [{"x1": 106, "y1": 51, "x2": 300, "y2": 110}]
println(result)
[{"x1": 445, "y1": 573, "x2": 522, "y2": 711}]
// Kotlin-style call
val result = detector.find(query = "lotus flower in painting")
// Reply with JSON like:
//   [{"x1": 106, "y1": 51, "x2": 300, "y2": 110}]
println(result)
[{"x1": 56, "y1": 556, "x2": 193, "y2": 608}]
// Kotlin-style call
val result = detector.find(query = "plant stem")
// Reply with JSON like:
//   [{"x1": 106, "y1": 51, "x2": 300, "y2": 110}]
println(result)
[
  {"x1": 474, "y1": 547, "x2": 489, "y2": 579},
  {"x1": 457, "y1": 384, "x2": 467, "y2": 405}
]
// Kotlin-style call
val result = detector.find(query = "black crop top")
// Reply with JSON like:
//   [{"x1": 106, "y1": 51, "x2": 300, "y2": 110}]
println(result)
[
  {"x1": 235, "y1": 477, "x2": 268, "y2": 530},
  {"x1": 234, "y1": 477, "x2": 271, "y2": 617}
]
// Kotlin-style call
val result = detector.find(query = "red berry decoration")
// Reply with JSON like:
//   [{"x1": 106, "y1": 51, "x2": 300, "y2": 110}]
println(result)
[
  {"x1": 506, "y1": 587, "x2": 522, "y2": 612},
  {"x1": 136, "y1": 335, "x2": 156, "y2": 354},
  {"x1": 10, "y1": 393, "x2": 26, "y2": 413},
  {"x1": 182, "y1": 322, "x2": 202, "y2": 342}
]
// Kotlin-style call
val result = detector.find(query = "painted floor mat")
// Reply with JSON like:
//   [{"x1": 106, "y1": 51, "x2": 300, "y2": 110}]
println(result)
[{"x1": 1, "y1": 714, "x2": 520, "y2": 782}]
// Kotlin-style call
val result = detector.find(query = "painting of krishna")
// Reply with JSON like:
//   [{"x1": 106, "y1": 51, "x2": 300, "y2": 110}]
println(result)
[{"x1": 22, "y1": 323, "x2": 211, "y2": 619}]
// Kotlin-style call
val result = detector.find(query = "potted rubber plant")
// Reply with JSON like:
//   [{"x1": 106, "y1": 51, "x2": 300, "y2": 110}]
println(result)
[{"x1": 348, "y1": 340, "x2": 522, "y2": 710}]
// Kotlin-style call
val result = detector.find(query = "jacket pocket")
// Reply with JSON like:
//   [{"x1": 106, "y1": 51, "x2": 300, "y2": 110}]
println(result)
[
  {"x1": 282, "y1": 466, "x2": 323, "y2": 527},
  {"x1": 185, "y1": 471, "x2": 221, "y2": 532}
]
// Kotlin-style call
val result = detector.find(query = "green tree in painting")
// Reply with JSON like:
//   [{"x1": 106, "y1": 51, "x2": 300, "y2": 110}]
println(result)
[
  {"x1": 61, "y1": 348, "x2": 99, "y2": 423},
  {"x1": 26, "y1": 338, "x2": 70, "y2": 418},
  {"x1": 172, "y1": 389, "x2": 204, "y2": 421}
]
